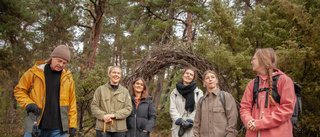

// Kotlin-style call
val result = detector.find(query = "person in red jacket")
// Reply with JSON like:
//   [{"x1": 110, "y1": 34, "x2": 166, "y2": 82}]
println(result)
[{"x1": 240, "y1": 48, "x2": 296, "y2": 137}]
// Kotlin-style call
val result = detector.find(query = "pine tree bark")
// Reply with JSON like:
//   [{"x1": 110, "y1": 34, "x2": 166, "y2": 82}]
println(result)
[
  {"x1": 153, "y1": 71, "x2": 165, "y2": 112},
  {"x1": 160, "y1": 67, "x2": 176, "y2": 112},
  {"x1": 87, "y1": 0, "x2": 106, "y2": 70},
  {"x1": 187, "y1": 11, "x2": 193, "y2": 51}
]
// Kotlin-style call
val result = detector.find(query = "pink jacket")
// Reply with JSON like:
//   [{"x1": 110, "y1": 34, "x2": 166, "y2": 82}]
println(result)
[{"x1": 240, "y1": 69, "x2": 296, "y2": 137}]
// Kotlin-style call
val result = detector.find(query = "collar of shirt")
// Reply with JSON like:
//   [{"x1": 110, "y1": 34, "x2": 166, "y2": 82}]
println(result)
[{"x1": 204, "y1": 88, "x2": 220, "y2": 98}]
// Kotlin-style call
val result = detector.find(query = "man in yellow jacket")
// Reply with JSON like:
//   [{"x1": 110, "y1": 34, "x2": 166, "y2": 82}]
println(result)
[{"x1": 14, "y1": 45, "x2": 77, "y2": 137}]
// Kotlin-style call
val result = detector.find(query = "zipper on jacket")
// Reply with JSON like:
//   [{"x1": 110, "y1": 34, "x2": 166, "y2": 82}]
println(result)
[
  {"x1": 134, "y1": 113, "x2": 137, "y2": 137},
  {"x1": 134, "y1": 99, "x2": 143, "y2": 137},
  {"x1": 61, "y1": 73, "x2": 71, "y2": 86},
  {"x1": 31, "y1": 72, "x2": 46, "y2": 125}
]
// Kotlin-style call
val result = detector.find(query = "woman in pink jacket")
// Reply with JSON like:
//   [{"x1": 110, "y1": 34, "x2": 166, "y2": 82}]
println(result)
[{"x1": 240, "y1": 48, "x2": 296, "y2": 137}]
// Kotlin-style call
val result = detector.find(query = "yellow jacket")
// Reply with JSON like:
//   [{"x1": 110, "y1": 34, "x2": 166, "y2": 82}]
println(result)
[{"x1": 14, "y1": 61, "x2": 77, "y2": 133}]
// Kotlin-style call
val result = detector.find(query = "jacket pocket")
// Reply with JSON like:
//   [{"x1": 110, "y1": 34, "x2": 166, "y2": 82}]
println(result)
[
  {"x1": 115, "y1": 119, "x2": 127, "y2": 131},
  {"x1": 137, "y1": 118, "x2": 148, "y2": 130},
  {"x1": 140, "y1": 131, "x2": 149, "y2": 137},
  {"x1": 101, "y1": 98, "x2": 110, "y2": 111},
  {"x1": 116, "y1": 97, "x2": 125, "y2": 109},
  {"x1": 212, "y1": 107, "x2": 226, "y2": 123}
]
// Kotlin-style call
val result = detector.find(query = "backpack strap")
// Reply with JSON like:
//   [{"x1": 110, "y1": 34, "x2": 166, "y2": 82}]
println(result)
[
  {"x1": 219, "y1": 91, "x2": 226, "y2": 112},
  {"x1": 253, "y1": 77, "x2": 260, "y2": 108},
  {"x1": 272, "y1": 75, "x2": 281, "y2": 103},
  {"x1": 293, "y1": 82, "x2": 302, "y2": 114},
  {"x1": 199, "y1": 96, "x2": 204, "y2": 108},
  {"x1": 199, "y1": 96, "x2": 204, "y2": 122},
  {"x1": 253, "y1": 75, "x2": 283, "y2": 108},
  {"x1": 219, "y1": 91, "x2": 227, "y2": 137},
  {"x1": 263, "y1": 75, "x2": 282, "y2": 108},
  {"x1": 199, "y1": 91, "x2": 226, "y2": 112},
  {"x1": 297, "y1": 96, "x2": 302, "y2": 114}
]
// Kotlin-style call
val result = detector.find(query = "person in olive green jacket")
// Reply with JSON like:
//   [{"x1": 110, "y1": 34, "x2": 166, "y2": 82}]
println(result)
[{"x1": 91, "y1": 66, "x2": 132, "y2": 137}]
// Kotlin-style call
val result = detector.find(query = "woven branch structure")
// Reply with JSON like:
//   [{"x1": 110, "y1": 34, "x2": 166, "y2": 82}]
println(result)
[{"x1": 122, "y1": 46, "x2": 223, "y2": 89}]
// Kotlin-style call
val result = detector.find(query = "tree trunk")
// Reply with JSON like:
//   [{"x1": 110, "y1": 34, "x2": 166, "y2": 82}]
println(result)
[
  {"x1": 160, "y1": 67, "x2": 176, "y2": 112},
  {"x1": 245, "y1": 1, "x2": 250, "y2": 12},
  {"x1": 118, "y1": 14, "x2": 122, "y2": 67},
  {"x1": 153, "y1": 71, "x2": 164, "y2": 112},
  {"x1": 187, "y1": 11, "x2": 193, "y2": 51},
  {"x1": 87, "y1": 0, "x2": 106, "y2": 70},
  {"x1": 162, "y1": 0, "x2": 175, "y2": 45},
  {"x1": 112, "y1": 13, "x2": 121, "y2": 66}
]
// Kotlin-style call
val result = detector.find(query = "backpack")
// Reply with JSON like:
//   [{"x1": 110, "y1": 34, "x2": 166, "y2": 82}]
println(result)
[{"x1": 252, "y1": 74, "x2": 302, "y2": 128}]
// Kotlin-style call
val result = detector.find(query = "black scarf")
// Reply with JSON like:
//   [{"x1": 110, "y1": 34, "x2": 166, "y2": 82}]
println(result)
[{"x1": 176, "y1": 81, "x2": 197, "y2": 113}]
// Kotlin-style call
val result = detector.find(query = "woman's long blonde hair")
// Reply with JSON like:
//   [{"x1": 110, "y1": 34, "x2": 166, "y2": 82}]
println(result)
[{"x1": 255, "y1": 48, "x2": 278, "y2": 105}]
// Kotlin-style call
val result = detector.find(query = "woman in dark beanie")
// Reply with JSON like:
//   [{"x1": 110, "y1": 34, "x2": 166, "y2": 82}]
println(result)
[
  {"x1": 126, "y1": 78, "x2": 156, "y2": 137},
  {"x1": 170, "y1": 67, "x2": 203, "y2": 137}
]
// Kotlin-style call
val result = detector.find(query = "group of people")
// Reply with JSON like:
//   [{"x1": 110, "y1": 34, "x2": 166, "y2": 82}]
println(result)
[
  {"x1": 90, "y1": 66, "x2": 156, "y2": 137},
  {"x1": 13, "y1": 45, "x2": 296, "y2": 137},
  {"x1": 169, "y1": 68, "x2": 238, "y2": 137}
]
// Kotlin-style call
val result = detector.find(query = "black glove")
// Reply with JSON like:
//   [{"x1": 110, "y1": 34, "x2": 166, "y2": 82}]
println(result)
[
  {"x1": 26, "y1": 103, "x2": 39, "y2": 115},
  {"x1": 178, "y1": 126, "x2": 185, "y2": 137},
  {"x1": 186, "y1": 119, "x2": 193, "y2": 123},
  {"x1": 69, "y1": 128, "x2": 77, "y2": 137},
  {"x1": 181, "y1": 120, "x2": 193, "y2": 130},
  {"x1": 175, "y1": 118, "x2": 184, "y2": 125}
]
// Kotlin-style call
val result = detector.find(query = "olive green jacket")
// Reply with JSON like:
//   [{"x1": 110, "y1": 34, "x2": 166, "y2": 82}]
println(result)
[{"x1": 91, "y1": 83, "x2": 132, "y2": 132}]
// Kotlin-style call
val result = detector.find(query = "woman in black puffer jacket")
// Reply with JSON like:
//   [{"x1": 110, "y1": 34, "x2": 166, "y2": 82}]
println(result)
[{"x1": 126, "y1": 78, "x2": 156, "y2": 137}]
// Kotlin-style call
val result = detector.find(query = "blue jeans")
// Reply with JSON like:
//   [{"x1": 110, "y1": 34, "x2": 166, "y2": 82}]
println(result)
[{"x1": 24, "y1": 129, "x2": 67, "y2": 137}]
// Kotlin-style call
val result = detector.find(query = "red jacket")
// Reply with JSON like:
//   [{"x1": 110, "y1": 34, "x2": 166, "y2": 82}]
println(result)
[{"x1": 240, "y1": 69, "x2": 296, "y2": 137}]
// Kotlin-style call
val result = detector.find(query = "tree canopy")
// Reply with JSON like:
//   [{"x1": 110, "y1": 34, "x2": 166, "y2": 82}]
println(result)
[{"x1": 1, "y1": 0, "x2": 319, "y2": 136}]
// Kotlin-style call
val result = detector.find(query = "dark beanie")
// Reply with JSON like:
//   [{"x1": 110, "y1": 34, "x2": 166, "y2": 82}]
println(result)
[{"x1": 50, "y1": 45, "x2": 71, "y2": 61}]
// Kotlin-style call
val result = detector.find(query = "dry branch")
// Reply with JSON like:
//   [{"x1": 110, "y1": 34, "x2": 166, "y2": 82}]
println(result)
[{"x1": 123, "y1": 46, "x2": 215, "y2": 88}]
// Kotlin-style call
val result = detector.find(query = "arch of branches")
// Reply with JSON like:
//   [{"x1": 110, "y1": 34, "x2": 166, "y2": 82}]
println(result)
[{"x1": 123, "y1": 46, "x2": 230, "y2": 92}]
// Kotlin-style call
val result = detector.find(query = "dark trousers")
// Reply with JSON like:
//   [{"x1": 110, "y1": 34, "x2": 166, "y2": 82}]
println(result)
[{"x1": 96, "y1": 130, "x2": 126, "y2": 137}]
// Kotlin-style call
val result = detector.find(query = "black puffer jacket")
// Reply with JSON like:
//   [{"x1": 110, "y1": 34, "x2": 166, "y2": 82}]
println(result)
[{"x1": 126, "y1": 95, "x2": 156, "y2": 137}]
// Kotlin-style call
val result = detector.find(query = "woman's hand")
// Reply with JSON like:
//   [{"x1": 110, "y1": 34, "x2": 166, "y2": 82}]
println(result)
[
  {"x1": 247, "y1": 119, "x2": 257, "y2": 131},
  {"x1": 103, "y1": 114, "x2": 115, "y2": 123}
]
